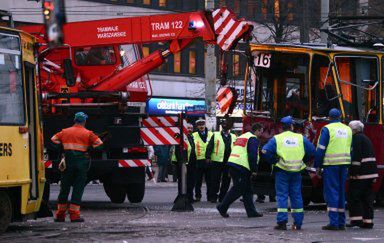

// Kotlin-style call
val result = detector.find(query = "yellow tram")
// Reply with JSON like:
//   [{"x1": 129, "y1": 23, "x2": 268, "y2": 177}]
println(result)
[{"x1": 0, "y1": 27, "x2": 45, "y2": 233}]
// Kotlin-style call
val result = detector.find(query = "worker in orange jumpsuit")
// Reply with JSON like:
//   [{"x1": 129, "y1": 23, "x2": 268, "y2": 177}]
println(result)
[{"x1": 51, "y1": 112, "x2": 103, "y2": 222}]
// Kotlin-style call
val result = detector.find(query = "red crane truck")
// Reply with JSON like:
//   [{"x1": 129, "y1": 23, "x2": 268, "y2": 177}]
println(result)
[{"x1": 19, "y1": 8, "x2": 252, "y2": 203}]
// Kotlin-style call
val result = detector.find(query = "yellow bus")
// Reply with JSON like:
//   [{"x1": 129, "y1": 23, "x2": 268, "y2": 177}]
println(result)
[
  {"x1": 243, "y1": 43, "x2": 384, "y2": 205},
  {"x1": 0, "y1": 27, "x2": 45, "y2": 233}
]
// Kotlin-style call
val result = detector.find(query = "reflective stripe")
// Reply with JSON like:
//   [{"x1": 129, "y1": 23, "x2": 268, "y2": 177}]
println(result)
[
  {"x1": 51, "y1": 135, "x2": 61, "y2": 144},
  {"x1": 57, "y1": 204, "x2": 68, "y2": 210},
  {"x1": 63, "y1": 143, "x2": 88, "y2": 152},
  {"x1": 92, "y1": 138, "x2": 103, "y2": 148},
  {"x1": 325, "y1": 153, "x2": 350, "y2": 158},
  {"x1": 231, "y1": 154, "x2": 240, "y2": 158},
  {"x1": 277, "y1": 208, "x2": 288, "y2": 212},
  {"x1": 363, "y1": 219, "x2": 373, "y2": 223},
  {"x1": 350, "y1": 216, "x2": 363, "y2": 220},
  {"x1": 361, "y1": 157, "x2": 376, "y2": 163},
  {"x1": 291, "y1": 208, "x2": 303, "y2": 213},
  {"x1": 327, "y1": 207, "x2": 345, "y2": 212},
  {"x1": 351, "y1": 161, "x2": 361, "y2": 166},
  {"x1": 318, "y1": 144, "x2": 326, "y2": 150},
  {"x1": 69, "y1": 204, "x2": 80, "y2": 211},
  {"x1": 350, "y1": 174, "x2": 378, "y2": 180}
]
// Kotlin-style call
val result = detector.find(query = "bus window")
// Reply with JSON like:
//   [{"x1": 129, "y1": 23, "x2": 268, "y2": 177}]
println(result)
[
  {"x1": 311, "y1": 54, "x2": 339, "y2": 117},
  {"x1": 0, "y1": 49, "x2": 24, "y2": 125},
  {"x1": 334, "y1": 56, "x2": 379, "y2": 122},
  {"x1": 254, "y1": 52, "x2": 309, "y2": 119}
]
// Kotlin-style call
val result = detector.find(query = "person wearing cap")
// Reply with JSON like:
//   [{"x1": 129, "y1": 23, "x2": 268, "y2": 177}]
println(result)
[
  {"x1": 193, "y1": 118, "x2": 213, "y2": 202},
  {"x1": 262, "y1": 116, "x2": 315, "y2": 230},
  {"x1": 216, "y1": 123, "x2": 264, "y2": 218},
  {"x1": 347, "y1": 120, "x2": 378, "y2": 229},
  {"x1": 314, "y1": 108, "x2": 352, "y2": 230},
  {"x1": 51, "y1": 112, "x2": 103, "y2": 222},
  {"x1": 205, "y1": 120, "x2": 237, "y2": 203}
]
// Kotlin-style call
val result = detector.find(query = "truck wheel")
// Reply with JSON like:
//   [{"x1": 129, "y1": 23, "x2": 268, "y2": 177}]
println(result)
[
  {"x1": 103, "y1": 183, "x2": 126, "y2": 203},
  {"x1": 0, "y1": 191, "x2": 12, "y2": 233},
  {"x1": 126, "y1": 183, "x2": 145, "y2": 203}
]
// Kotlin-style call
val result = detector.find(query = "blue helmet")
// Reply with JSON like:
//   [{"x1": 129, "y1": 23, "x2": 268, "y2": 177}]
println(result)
[
  {"x1": 74, "y1": 112, "x2": 88, "y2": 123},
  {"x1": 329, "y1": 108, "x2": 341, "y2": 119},
  {"x1": 280, "y1": 116, "x2": 293, "y2": 125}
]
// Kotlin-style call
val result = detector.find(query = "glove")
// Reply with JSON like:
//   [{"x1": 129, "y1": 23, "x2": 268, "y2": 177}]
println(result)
[
  {"x1": 58, "y1": 157, "x2": 66, "y2": 172},
  {"x1": 250, "y1": 172, "x2": 258, "y2": 180}
]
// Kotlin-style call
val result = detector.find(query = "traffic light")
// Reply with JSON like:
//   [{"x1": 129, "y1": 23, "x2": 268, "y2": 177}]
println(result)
[{"x1": 42, "y1": 0, "x2": 66, "y2": 47}]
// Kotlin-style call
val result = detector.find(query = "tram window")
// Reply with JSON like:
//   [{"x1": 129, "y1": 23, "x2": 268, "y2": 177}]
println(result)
[
  {"x1": 254, "y1": 52, "x2": 309, "y2": 119},
  {"x1": 334, "y1": 56, "x2": 379, "y2": 122},
  {"x1": 311, "y1": 55, "x2": 340, "y2": 117},
  {"x1": 0, "y1": 52, "x2": 24, "y2": 125}
]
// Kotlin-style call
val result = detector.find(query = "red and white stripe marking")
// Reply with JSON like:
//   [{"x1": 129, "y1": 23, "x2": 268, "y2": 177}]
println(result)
[
  {"x1": 142, "y1": 116, "x2": 177, "y2": 127},
  {"x1": 118, "y1": 159, "x2": 150, "y2": 167},
  {"x1": 44, "y1": 160, "x2": 53, "y2": 168},
  {"x1": 141, "y1": 116, "x2": 189, "y2": 147},
  {"x1": 140, "y1": 127, "x2": 181, "y2": 145},
  {"x1": 212, "y1": 8, "x2": 251, "y2": 51},
  {"x1": 217, "y1": 86, "x2": 234, "y2": 114}
]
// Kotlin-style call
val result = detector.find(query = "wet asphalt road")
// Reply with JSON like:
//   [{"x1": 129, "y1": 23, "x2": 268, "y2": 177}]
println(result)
[{"x1": 2, "y1": 182, "x2": 384, "y2": 242}]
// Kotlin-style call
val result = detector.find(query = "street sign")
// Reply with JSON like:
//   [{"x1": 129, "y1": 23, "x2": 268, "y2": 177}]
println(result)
[{"x1": 185, "y1": 105, "x2": 206, "y2": 115}]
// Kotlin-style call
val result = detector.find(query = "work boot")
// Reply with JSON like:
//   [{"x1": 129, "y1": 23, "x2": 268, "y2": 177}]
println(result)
[
  {"x1": 360, "y1": 223, "x2": 373, "y2": 229},
  {"x1": 54, "y1": 203, "x2": 68, "y2": 222},
  {"x1": 274, "y1": 223, "x2": 287, "y2": 230},
  {"x1": 248, "y1": 212, "x2": 263, "y2": 218},
  {"x1": 292, "y1": 223, "x2": 301, "y2": 230},
  {"x1": 346, "y1": 221, "x2": 362, "y2": 228},
  {"x1": 322, "y1": 224, "x2": 339, "y2": 231},
  {"x1": 69, "y1": 204, "x2": 85, "y2": 223},
  {"x1": 216, "y1": 204, "x2": 229, "y2": 218}
]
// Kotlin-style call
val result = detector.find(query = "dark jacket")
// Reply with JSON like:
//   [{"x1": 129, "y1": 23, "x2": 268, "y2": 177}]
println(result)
[
  {"x1": 175, "y1": 134, "x2": 196, "y2": 164},
  {"x1": 350, "y1": 132, "x2": 378, "y2": 180}
]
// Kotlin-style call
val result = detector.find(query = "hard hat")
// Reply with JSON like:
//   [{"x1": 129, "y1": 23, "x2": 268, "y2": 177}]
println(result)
[
  {"x1": 329, "y1": 108, "x2": 341, "y2": 118},
  {"x1": 280, "y1": 116, "x2": 293, "y2": 125},
  {"x1": 74, "y1": 112, "x2": 88, "y2": 122}
]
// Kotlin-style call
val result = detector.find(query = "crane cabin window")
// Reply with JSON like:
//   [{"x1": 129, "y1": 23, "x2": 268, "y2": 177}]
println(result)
[
  {"x1": 0, "y1": 34, "x2": 24, "y2": 125},
  {"x1": 75, "y1": 46, "x2": 116, "y2": 66},
  {"x1": 334, "y1": 56, "x2": 379, "y2": 122},
  {"x1": 253, "y1": 51, "x2": 309, "y2": 119}
]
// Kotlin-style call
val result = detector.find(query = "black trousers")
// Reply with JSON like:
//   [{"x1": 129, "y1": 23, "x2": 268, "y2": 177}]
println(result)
[
  {"x1": 195, "y1": 159, "x2": 211, "y2": 200},
  {"x1": 176, "y1": 162, "x2": 196, "y2": 201},
  {"x1": 210, "y1": 162, "x2": 231, "y2": 202},
  {"x1": 218, "y1": 167, "x2": 258, "y2": 217},
  {"x1": 348, "y1": 179, "x2": 375, "y2": 226}
]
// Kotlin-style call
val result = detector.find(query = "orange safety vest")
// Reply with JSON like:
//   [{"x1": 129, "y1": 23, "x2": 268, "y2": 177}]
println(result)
[{"x1": 51, "y1": 124, "x2": 103, "y2": 152}]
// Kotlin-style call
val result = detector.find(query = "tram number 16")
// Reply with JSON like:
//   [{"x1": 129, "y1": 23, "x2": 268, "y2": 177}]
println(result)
[{"x1": 254, "y1": 53, "x2": 272, "y2": 68}]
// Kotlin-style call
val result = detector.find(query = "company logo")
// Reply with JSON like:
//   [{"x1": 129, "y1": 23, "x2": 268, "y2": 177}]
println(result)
[
  {"x1": 283, "y1": 138, "x2": 298, "y2": 147},
  {"x1": 335, "y1": 129, "x2": 348, "y2": 138}
]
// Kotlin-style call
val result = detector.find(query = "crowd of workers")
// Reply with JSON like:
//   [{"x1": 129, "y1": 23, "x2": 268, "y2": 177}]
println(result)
[{"x1": 50, "y1": 108, "x2": 378, "y2": 231}]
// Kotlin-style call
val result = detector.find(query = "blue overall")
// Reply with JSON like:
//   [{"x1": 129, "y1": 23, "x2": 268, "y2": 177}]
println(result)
[
  {"x1": 263, "y1": 135, "x2": 315, "y2": 227},
  {"x1": 314, "y1": 120, "x2": 351, "y2": 228}
]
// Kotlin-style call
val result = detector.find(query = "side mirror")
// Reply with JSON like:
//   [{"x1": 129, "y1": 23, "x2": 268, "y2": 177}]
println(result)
[{"x1": 63, "y1": 58, "x2": 75, "y2": 87}]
